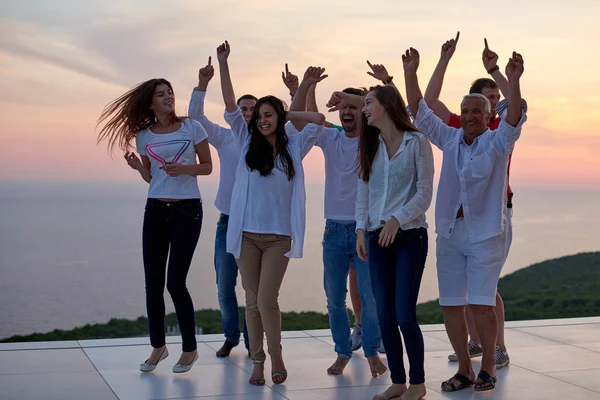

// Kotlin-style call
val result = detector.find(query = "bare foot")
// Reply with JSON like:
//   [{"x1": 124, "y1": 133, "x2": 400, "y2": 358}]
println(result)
[
  {"x1": 367, "y1": 355, "x2": 388, "y2": 378},
  {"x1": 176, "y1": 350, "x2": 197, "y2": 366},
  {"x1": 399, "y1": 383, "x2": 426, "y2": 400},
  {"x1": 327, "y1": 356, "x2": 350, "y2": 375},
  {"x1": 146, "y1": 346, "x2": 167, "y2": 364},
  {"x1": 373, "y1": 383, "x2": 407, "y2": 400}
]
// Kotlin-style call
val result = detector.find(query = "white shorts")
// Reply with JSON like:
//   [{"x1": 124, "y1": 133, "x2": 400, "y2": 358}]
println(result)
[{"x1": 436, "y1": 219, "x2": 506, "y2": 306}]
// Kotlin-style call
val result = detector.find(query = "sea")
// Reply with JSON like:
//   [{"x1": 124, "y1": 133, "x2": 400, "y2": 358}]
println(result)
[{"x1": 1, "y1": 181, "x2": 599, "y2": 339}]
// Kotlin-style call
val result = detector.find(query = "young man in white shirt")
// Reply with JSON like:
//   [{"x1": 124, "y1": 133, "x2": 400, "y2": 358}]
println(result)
[
  {"x1": 403, "y1": 47, "x2": 526, "y2": 392},
  {"x1": 289, "y1": 71, "x2": 387, "y2": 378}
]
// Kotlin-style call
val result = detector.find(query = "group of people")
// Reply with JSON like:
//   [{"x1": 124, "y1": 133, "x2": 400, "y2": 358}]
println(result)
[{"x1": 97, "y1": 32, "x2": 527, "y2": 400}]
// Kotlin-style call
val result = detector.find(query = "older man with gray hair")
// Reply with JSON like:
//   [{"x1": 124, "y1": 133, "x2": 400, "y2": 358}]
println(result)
[{"x1": 402, "y1": 46, "x2": 526, "y2": 393}]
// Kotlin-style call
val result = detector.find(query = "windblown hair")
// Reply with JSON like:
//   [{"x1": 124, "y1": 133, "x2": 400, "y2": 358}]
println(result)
[
  {"x1": 96, "y1": 78, "x2": 184, "y2": 153},
  {"x1": 358, "y1": 85, "x2": 419, "y2": 181},
  {"x1": 245, "y1": 95, "x2": 295, "y2": 180}
]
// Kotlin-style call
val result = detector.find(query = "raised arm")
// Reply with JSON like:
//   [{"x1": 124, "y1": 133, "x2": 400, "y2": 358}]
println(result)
[
  {"x1": 482, "y1": 38, "x2": 510, "y2": 98},
  {"x1": 326, "y1": 91, "x2": 365, "y2": 113},
  {"x1": 366, "y1": 60, "x2": 398, "y2": 91},
  {"x1": 423, "y1": 32, "x2": 459, "y2": 124},
  {"x1": 504, "y1": 52, "x2": 524, "y2": 127},
  {"x1": 217, "y1": 41, "x2": 237, "y2": 113},
  {"x1": 282, "y1": 63, "x2": 299, "y2": 102},
  {"x1": 289, "y1": 66, "x2": 328, "y2": 130},
  {"x1": 403, "y1": 47, "x2": 423, "y2": 116},
  {"x1": 403, "y1": 47, "x2": 457, "y2": 150}
]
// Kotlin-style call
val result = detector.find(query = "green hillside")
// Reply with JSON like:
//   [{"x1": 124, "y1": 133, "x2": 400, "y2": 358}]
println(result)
[{"x1": 3, "y1": 252, "x2": 599, "y2": 343}]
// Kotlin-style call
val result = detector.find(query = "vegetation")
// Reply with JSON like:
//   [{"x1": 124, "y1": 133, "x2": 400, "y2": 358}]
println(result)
[{"x1": 3, "y1": 252, "x2": 599, "y2": 343}]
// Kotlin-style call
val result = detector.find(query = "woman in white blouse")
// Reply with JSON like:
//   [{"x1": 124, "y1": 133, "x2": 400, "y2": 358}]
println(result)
[
  {"x1": 330, "y1": 85, "x2": 434, "y2": 400},
  {"x1": 216, "y1": 41, "x2": 326, "y2": 387}
]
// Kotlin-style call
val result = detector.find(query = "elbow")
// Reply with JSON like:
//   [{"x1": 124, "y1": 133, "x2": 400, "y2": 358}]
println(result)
[
  {"x1": 205, "y1": 163, "x2": 213, "y2": 176},
  {"x1": 316, "y1": 113, "x2": 326, "y2": 125}
]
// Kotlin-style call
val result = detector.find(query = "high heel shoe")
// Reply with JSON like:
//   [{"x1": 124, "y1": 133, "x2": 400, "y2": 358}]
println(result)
[
  {"x1": 139, "y1": 347, "x2": 169, "y2": 372},
  {"x1": 172, "y1": 351, "x2": 198, "y2": 373}
]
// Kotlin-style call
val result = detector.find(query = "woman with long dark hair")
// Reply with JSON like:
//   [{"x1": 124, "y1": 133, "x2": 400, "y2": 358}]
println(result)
[
  {"x1": 97, "y1": 78, "x2": 212, "y2": 373},
  {"x1": 329, "y1": 85, "x2": 434, "y2": 400},
  {"x1": 216, "y1": 41, "x2": 326, "y2": 386}
]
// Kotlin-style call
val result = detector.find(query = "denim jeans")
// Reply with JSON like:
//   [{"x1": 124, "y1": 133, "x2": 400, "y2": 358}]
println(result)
[
  {"x1": 323, "y1": 220, "x2": 381, "y2": 358},
  {"x1": 368, "y1": 227, "x2": 428, "y2": 385},
  {"x1": 215, "y1": 214, "x2": 248, "y2": 345},
  {"x1": 142, "y1": 198, "x2": 202, "y2": 352}
]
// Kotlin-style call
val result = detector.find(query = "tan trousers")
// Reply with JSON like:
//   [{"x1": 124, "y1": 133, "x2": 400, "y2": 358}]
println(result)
[{"x1": 236, "y1": 232, "x2": 292, "y2": 363}]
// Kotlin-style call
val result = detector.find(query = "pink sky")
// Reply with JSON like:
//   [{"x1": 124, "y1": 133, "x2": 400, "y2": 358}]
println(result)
[{"x1": 1, "y1": 1, "x2": 599, "y2": 188}]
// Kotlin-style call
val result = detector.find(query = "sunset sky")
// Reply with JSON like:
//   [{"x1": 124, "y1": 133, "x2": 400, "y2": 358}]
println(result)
[{"x1": 1, "y1": 0, "x2": 599, "y2": 188}]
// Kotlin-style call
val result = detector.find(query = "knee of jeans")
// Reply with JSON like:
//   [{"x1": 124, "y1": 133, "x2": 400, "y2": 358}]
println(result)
[{"x1": 395, "y1": 309, "x2": 418, "y2": 328}]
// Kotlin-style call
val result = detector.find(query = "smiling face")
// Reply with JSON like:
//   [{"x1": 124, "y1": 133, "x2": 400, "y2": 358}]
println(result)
[
  {"x1": 257, "y1": 103, "x2": 278, "y2": 136},
  {"x1": 238, "y1": 98, "x2": 256, "y2": 123},
  {"x1": 460, "y1": 96, "x2": 491, "y2": 137},
  {"x1": 361, "y1": 91, "x2": 386, "y2": 128},
  {"x1": 150, "y1": 83, "x2": 175, "y2": 114}
]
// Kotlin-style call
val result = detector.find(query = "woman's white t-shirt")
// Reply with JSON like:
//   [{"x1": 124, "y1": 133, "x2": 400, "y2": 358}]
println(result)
[{"x1": 136, "y1": 119, "x2": 208, "y2": 199}]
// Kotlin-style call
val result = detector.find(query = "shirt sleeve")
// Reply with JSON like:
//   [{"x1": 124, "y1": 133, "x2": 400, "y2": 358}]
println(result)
[
  {"x1": 298, "y1": 123, "x2": 322, "y2": 159},
  {"x1": 495, "y1": 98, "x2": 528, "y2": 119},
  {"x1": 224, "y1": 107, "x2": 250, "y2": 148},
  {"x1": 355, "y1": 177, "x2": 369, "y2": 231},
  {"x1": 391, "y1": 133, "x2": 434, "y2": 225},
  {"x1": 188, "y1": 88, "x2": 229, "y2": 150},
  {"x1": 135, "y1": 131, "x2": 147, "y2": 156},
  {"x1": 489, "y1": 112, "x2": 528, "y2": 156},
  {"x1": 317, "y1": 127, "x2": 338, "y2": 149},
  {"x1": 190, "y1": 119, "x2": 209, "y2": 144},
  {"x1": 414, "y1": 98, "x2": 460, "y2": 151},
  {"x1": 284, "y1": 122, "x2": 299, "y2": 136},
  {"x1": 447, "y1": 112, "x2": 462, "y2": 128}
]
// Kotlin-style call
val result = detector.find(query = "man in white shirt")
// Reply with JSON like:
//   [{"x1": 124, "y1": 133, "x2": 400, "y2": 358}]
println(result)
[
  {"x1": 289, "y1": 73, "x2": 387, "y2": 378},
  {"x1": 403, "y1": 47, "x2": 526, "y2": 393}
]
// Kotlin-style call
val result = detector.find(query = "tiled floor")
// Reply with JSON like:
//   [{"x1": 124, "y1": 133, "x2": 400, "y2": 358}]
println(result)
[{"x1": 1, "y1": 318, "x2": 600, "y2": 399}]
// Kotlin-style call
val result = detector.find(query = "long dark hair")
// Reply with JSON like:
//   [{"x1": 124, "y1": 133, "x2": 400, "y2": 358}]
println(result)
[
  {"x1": 245, "y1": 96, "x2": 295, "y2": 180},
  {"x1": 358, "y1": 85, "x2": 419, "y2": 181},
  {"x1": 96, "y1": 78, "x2": 184, "y2": 153}
]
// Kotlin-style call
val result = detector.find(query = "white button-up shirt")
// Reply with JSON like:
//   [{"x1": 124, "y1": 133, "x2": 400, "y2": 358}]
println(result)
[
  {"x1": 355, "y1": 131, "x2": 434, "y2": 232},
  {"x1": 188, "y1": 89, "x2": 240, "y2": 215},
  {"x1": 414, "y1": 98, "x2": 527, "y2": 243}
]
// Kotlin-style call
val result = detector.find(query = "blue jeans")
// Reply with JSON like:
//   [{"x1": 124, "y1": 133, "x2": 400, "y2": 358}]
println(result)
[
  {"x1": 368, "y1": 227, "x2": 428, "y2": 385},
  {"x1": 323, "y1": 220, "x2": 381, "y2": 358},
  {"x1": 143, "y1": 199, "x2": 202, "y2": 352},
  {"x1": 215, "y1": 214, "x2": 248, "y2": 346}
]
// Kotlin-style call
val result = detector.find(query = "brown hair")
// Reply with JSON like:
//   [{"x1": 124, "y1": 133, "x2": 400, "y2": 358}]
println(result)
[
  {"x1": 358, "y1": 85, "x2": 419, "y2": 181},
  {"x1": 96, "y1": 78, "x2": 184, "y2": 153}
]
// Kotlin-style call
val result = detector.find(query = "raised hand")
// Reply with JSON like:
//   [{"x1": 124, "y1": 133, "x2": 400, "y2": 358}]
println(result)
[
  {"x1": 402, "y1": 47, "x2": 420, "y2": 73},
  {"x1": 302, "y1": 66, "x2": 328, "y2": 86},
  {"x1": 124, "y1": 152, "x2": 143, "y2": 171},
  {"x1": 366, "y1": 60, "x2": 391, "y2": 82},
  {"x1": 440, "y1": 32, "x2": 459, "y2": 61},
  {"x1": 326, "y1": 91, "x2": 349, "y2": 112},
  {"x1": 505, "y1": 52, "x2": 524, "y2": 81},
  {"x1": 216, "y1": 40, "x2": 230, "y2": 62},
  {"x1": 482, "y1": 38, "x2": 499, "y2": 72},
  {"x1": 198, "y1": 56, "x2": 215, "y2": 89},
  {"x1": 281, "y1": 63, "x2": 299, "y2": 94}
]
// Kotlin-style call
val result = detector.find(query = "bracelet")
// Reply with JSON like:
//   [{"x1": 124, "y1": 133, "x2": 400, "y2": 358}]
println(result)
[
  {"x1": 382, "y1": 76, "x2": 393, "y2": 85},
  {"x1": 487, "y1": 65, "x2": 499, "y2": 74}
]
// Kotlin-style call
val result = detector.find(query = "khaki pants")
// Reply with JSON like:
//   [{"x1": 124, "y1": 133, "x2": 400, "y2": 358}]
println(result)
[{"x1": 236, "y1": 232, "x2": 292, "y2": 363}]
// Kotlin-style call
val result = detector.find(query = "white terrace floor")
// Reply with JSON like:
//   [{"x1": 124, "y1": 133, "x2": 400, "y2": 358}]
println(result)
[{"x1": 2, "y1": 317, "x2": 600, "y2": 400}]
